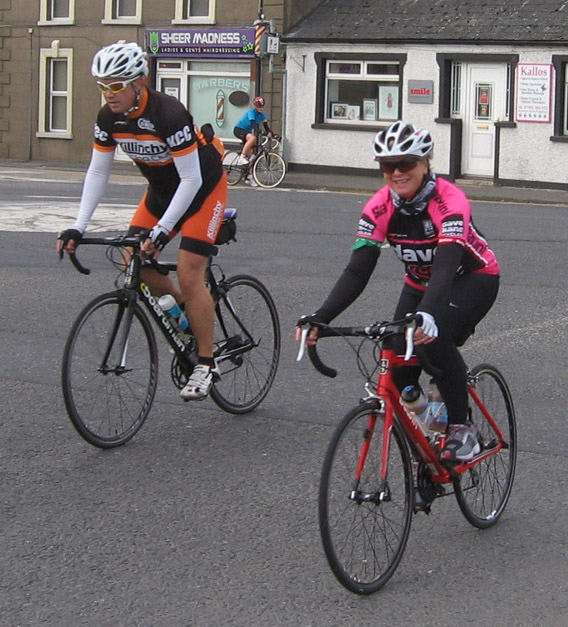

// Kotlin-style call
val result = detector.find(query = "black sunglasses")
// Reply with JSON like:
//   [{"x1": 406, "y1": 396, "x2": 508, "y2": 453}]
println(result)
[{"x1": 379, "y1": 158, "x2": 422, "y2": 174}]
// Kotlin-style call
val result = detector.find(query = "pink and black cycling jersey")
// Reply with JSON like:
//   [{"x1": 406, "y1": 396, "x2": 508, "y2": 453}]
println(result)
[{"x1": 356, "y1": 177, "x2": 500, "y2": 291}]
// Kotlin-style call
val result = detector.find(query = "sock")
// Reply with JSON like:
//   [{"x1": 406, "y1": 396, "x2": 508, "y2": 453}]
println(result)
[{"x1": 197, "y1": 356, "x2": 215, "y2": 369}]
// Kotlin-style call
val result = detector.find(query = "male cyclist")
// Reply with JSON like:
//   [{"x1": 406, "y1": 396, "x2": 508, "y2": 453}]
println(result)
[
  {"x1": 233, "y1": 95, "x2": 274, "y2": 174},
  {"x1": 57, "y1": 42, "x2": 227, "y2": 401},
  {"x1": 298, "y1": 121, "x2": 500, "y2": 462}
]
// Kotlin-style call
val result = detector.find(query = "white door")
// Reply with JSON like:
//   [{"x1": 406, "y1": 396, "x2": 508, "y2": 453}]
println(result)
[
  {"x1": 156, "y1": 60, "x2": 187, "y2": 105},
  {"x1": 462, "y1": 64, "x2": 508, "y2": 177}
]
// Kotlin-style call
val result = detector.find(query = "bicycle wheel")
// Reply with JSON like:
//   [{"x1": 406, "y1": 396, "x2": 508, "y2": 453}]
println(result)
[
  {"x1": 252, "y1": 152, "x2": 286, "y2": 188},
  {"x1": 62, "y1": 291, "x2": 158, "y2": 448},
  {"x1": 454, "y1": 364, "x2": 517, "y2": 528},
  {"x1": 319, "y1": 403, "x2": 413, "y2": 595},
  {"x1": 222, "y1": 150, "x2": 244, "y2": 186},
  {"x1": 210, "y1": 275, "x2": 280, "y2": 414}
]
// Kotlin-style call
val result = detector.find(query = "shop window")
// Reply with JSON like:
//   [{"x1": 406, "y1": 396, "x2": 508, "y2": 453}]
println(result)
[
  {"x1": 155, "y1": 60, "x2": 249, "y2": 144},
  {"x1": 173, "y1": 0, "x2": 216, "y2": 24},
  {"x1": 314, "y1": 54, "x2": 405, "y2": 127},
  {"x1": 38, "y1": 0, "x2": 75, "y2": 25},
  {"x1": 551, "y1": 56, "x2": 568, "y2": 140},
  {"x1": 103, "y1": 0, "x2": 142, "y2": 24},
  {"x1": 37, "y1": 43, "x2": 73, "y2": 139}
]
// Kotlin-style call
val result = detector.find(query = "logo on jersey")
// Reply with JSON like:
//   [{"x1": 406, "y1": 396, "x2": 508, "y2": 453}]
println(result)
[
  {"x1": 392, "y1": 243, "x2": 435, "y2": 264},
  {"x1": 422, "y1": 218, "x2": 436, "y2": 239},
  {"x1": 166, "y1": 125, "x2": 193, "y2": 149},
  {"x1": 357, "y1": 216, "x2": 375, "y2": 238},
  {"x1": 116, "y1": 138, "x2": 170, "y2": 163},
  {"x1": 371, "y1": 203, "x2": 387, "y2": 220},
  {"x1": 441, "y1": 214, "x2": 464, "y2": 238},
  {"x1": 138, "y1": 118, "x2": 156, "y2": 132},
  {"x1": 207, "y1": 201, "x2": 224, "y2": 240},
  {"x1": 93, "y1": 123, "x2": 108, "y2": 142}
]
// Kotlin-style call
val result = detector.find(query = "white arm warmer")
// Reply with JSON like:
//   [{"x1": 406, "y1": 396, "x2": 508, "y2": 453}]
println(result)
[
  {"x1": 156, "y1": 149, "x2": 203, "y2": 232},
  {"x1": 73, "y1": 148, "x2": 114, "y2": 233}
]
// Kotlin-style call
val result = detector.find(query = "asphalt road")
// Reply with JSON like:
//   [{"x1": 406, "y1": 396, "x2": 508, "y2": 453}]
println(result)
[{"x1": 1, "y1": 172, "x2": 567, "y2": 625}]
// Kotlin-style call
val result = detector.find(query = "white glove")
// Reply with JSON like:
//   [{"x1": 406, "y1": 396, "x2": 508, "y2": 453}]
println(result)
[
  {"x1": 417, "y1": 311, "x2": 438, "y2": 338},
  {"x1": 147, "y1": 224, "x2": 170, "y2": 251}
]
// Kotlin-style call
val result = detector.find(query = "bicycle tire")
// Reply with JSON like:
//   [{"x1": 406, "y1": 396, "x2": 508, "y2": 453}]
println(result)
[
  {"x1": 210, "y1": 275, "x2": 280, "y2": 414},
  {"x1": 61, "y1": 291, "x2": 158, "y2": 448},
  {"x1": 222, "y1": 150, "x2": 244, "y2": 186},
  {"x1": 454, "y1": 364, "x2": 517, "y2": 528},
  {"x1": 319, "y1": 403, "x2": 413, "y2": 594},
  {"x1": 252, "y1": 152, "x2": 286, "y2": 188}
]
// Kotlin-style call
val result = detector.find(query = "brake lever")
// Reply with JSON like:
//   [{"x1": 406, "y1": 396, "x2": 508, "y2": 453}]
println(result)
[
  {"x1": 296, "y1": 326, "x2": 309, "y2": 362},
  {"x1": 404, "y1": 320, "x2": 417, "y2": 361}
]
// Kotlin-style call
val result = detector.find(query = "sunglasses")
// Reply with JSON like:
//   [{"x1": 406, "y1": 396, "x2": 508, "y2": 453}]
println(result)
[
  {"x1": 378, "y1": 158, "x2": 422, "y2": 174},
  {"x1": 96, "y1": 78, "x2": 136, "y2": 94}
]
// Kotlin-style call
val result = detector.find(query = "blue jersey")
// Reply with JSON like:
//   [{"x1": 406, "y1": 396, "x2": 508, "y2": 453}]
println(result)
[{"x1": 236, "y1": 108, "x2": 267, "y2": 133}]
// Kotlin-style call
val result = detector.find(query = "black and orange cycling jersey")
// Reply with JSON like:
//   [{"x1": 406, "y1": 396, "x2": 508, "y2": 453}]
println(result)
[{"x1": 93, "y1": 87, "x2": 223, "y2": 220}]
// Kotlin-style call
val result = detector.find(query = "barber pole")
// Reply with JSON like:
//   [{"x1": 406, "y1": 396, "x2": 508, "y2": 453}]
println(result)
[
  {"x1": 254, "y1": 23, "x2": 267, "y2": 55},
  {"x1": 215, "y1": 89, "x2": 225, "y2": 127}
]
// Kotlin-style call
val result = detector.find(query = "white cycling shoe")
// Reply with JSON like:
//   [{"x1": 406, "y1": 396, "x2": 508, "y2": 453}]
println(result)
[
  {"x1": 180, "y1": 364, "x2": 220, "y2": 401},
  {"x1": 245, "y1": 175, "x2": 258, "y2": 187}
]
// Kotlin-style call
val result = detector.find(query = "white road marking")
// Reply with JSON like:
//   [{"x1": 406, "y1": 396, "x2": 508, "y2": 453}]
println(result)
[{"x1": 0, "y1": 201, "x2": 133, "y2": 232}]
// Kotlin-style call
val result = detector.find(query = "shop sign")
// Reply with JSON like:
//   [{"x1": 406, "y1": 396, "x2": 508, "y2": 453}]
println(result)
[
  {"x1": 146, "y1": 29, "x2": 255, "y2": 59},
  {"x1": 515, "y1": 63, "x2": 552, "y2": 123},
  {"x1": 408, "y1": 80, "x2": 434, "y2": 104}
]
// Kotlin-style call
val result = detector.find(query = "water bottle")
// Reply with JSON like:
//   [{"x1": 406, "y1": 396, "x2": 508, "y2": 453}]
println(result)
[
  {"x1": 158, "y1": 294, "x2": 189, "y2": 332},
  {"x1": 401, "y1": 385, "x2": 429, "y2": 428},
  {"x1": 427, "y1": 380, "x2": 448, "y2": 433}
]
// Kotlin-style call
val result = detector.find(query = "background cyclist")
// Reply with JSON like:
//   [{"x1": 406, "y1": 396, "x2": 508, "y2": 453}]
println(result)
[
  {"x1": 233, "y1": 96, "x2": 275, "y2": 167},
  {"x1": 297, "y1": 120, "x2": 500, "y2": 463},
  {"x1": 57, "y1": 42, "x2": 227, "y2": 402}
]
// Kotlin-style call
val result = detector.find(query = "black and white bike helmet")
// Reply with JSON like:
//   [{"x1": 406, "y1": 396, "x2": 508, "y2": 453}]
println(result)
[
  {"x1": 91, "y1": 42, "x2": 148, "y2": 79},
  {"x1": 373, "y1": 120, "x2": 433, "y2": 159}
]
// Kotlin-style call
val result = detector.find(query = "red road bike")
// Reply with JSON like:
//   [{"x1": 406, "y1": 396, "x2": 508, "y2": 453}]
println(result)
[{"x1": 297, "y1": 315, "x2": 517, "y2": 594}]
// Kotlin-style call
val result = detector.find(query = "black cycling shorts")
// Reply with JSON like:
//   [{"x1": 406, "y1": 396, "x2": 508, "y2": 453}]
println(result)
[{"x1": 233, "y1": 126, "x2": 249, "y2": 142}]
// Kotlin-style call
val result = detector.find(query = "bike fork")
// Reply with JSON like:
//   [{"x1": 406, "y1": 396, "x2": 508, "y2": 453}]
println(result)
[
  {"x1": 351, "y1": 406, "x2": 392, "y2": 504},
  {"x1": 100, "y1": 294, "x2": 136, "y2": 374}
]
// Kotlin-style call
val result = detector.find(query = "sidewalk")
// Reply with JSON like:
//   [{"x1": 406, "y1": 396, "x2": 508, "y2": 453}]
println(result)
[
  {"x1": 2, "y1": 158, "x2": 568, "y2": 205},
  {"x1": 283, "y1": 167, "x2": 568, "y2": 205}
]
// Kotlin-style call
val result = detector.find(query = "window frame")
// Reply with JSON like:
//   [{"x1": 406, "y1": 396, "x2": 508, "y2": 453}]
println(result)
[
  {"x1": 313, "y1": 53, "x2": 407, "y2": 130},
  {"x1": 102, "y1": 0, "x2": 142, "y2": 25},
  {"x1": 551, "y1": 55, "x2": 568, "y2": 142},
  {"x1": 172, "y1": 0, "x2": 217, "y2": 25},
  {"x1": 38, "y1": 0, "x2": 75, "y2": 26},
  {"x1": 37, "y1": 43, "x2": 73, "y2": 139}
]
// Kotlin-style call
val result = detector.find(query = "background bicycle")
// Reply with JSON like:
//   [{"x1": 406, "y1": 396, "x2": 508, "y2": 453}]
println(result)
[
  {"x1": 61, "y1": 209, "x2": 281, "y2": 449},
  {"x1": 297, "y1": 316, "x2": 517, "y2": 595},
  {"x1": 222, "y1": 134, "x2": 286, "y2": 188}
]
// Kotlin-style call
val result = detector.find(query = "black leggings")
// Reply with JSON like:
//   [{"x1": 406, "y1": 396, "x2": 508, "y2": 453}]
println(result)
[{"x1": 388, "y1": 274, "x2": 499, "y2": 425}]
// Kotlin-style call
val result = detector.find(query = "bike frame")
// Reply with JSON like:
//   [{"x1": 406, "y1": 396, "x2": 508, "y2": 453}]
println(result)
[{"x1": 359, "y1": 346, "x2": 510, "y2": 488}]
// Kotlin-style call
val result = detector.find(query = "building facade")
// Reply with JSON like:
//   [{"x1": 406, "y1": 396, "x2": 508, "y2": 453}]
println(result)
[
  {"x1": 0, "y1": 0, "x2": 318, "y2": 163},
  {"x1": 283, "y1": 0, "x2": 568, "y2": 189}
]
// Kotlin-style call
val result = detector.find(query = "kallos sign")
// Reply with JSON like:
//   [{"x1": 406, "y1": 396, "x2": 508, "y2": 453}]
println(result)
[{"x1": 408, "y1": 81, "x2": 434, "y2": 104}]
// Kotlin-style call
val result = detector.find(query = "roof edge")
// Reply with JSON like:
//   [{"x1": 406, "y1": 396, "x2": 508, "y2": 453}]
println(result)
[{"x1": 282, "y1": 36, "x2": 568, "y2": 47}]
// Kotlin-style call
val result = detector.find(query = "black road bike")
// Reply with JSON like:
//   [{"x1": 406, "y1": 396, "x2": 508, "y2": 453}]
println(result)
[{"x1": 61, "y1": 210, "x2": 281, "y2": 448}]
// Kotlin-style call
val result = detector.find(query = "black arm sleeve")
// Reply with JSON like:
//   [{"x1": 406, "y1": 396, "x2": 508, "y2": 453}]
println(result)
[
  {"x1": 418, "y1": 243, "x2": 463, "y2": 316},
  {"x1": 314, "y1": 245, "x2": 380, "y2": 324},
  {"x1": 262, "y1": 120, "x2": 272, "y2": 135}
]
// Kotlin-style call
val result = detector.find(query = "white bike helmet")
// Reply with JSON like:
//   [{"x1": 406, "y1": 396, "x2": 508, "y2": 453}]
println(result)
[
  {"x1": 91, "y1": 42, "x2": 148, "y2": 79},
  {"x1": 373, "y1": 121, "x2": 433, "y2": 159}
]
